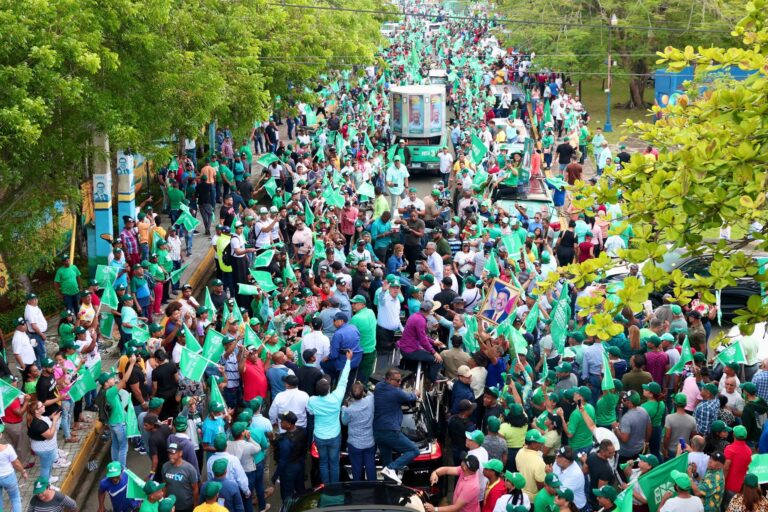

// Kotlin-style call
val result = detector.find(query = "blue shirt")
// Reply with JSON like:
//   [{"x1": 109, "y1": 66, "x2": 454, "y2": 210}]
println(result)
[
  {"x1": 208, "y1": 478, "x2": 244, "y2": 512},
  {"x1": 753, "y1": 370, "x2": 768, "y2": 403},
  {"x1": 450, "y1": 380, "x2": 475, "y2": 414},
  {"x1": 329, "y1": 324, "x2": 363, "y2": 370},
  {"x1": 370, "y1": 218, "x2": 393, "y2": 250},
  {"x1": 266, "y1": 365, "x2": 290, "y2": 398},
  {"x1": 308, "y1": 360, "x2": 351, "y2": 440},
  {"x1": 99, "y1": 474, "x2": 140, "y2": 512},
  {"x1": 342, "y1": 394, "x2": 375, "y2": 449},
  {"x1": 373, "y1": 381, "x2": 417, "y2": 431},
  {"x1": 694, "y1": 398, "x2": 720, "y2": 434},
  {"x1": 201, "y1": 416, "x2": 225, "y2": 445},
  {"x1": 386, "y1": 254, "x2": 404, "y2": 276},
  {"x1": 581, "y1": 342, "x2": 605, "y2": 380}
]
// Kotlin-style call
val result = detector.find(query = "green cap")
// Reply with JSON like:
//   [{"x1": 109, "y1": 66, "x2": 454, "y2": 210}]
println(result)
[
  {"x1": 660, "y1": 333, "x2": 676, "y2": 343},
  {"x1": 213, "y1": 432, "x2": 228, "y2": 451},
  {"x1": 577, "y1": 385, "x2": 592, "y2": 402},
  {"x1": 26, "y1": 292, "x2": 38, "y2": 300},
  {"x1": 210, "y1": 400, "x2": 225, "y2": 413},
  {"x1": 642, "y1": 381, "x2": 662, "y2": 394},
  {"x1": 32, "y1": 478, "x2": 49, "y2": 495},
  {"x1": 555, "y1": 362, "x2": 572, "y2": 373},
  {"x1": 743, "y1": 382, "x2": 758, "y2": 395},
  {"x1": 639, "y1": 454, "x2": 660, "y2": 468},
  {"x1": 710, "y1": 420, "x2": 732, "y2": 433},
  {"x1": 203, "y1": 481, "x2": 223, "y2": 499},
  {"x1": 613, "y1": 379, "x2": 624, "y2": 391},
  {"x1": 544, "y1": 473, "x2": 561, "y2": 488},
  {"x1": 231, "y1": 421, "x2": 248, "y2": 437},
  {"x1": 670, "y1": 469, "x2": 692, "y2": 490},
  {"x1": 173, "y1": 416, "x2": 188, "y2": 431},
  {"x1": 148, "y1": 397, "x2": 165, "y2": 409},
  {"x1": 60, "y1": 310, "x2": 73, "y2": 319},
  {"x1": 525, "y1": 429, "x2": 546, "y2": 444},
  {"x1": 487, "y1": 416, "x2": 501, "y2": 433},
  {"x1": 143, "y1": 481, "x2": 166, "y2": 495},
  {"x1": 593, "y1": 485, "x2": 618, "y2": 501},
  {"x1": 237, "y1": 410, "x2": 254, "y2": 423},
  {"x1": 41, "y1": 357, "x2": 55, "y2": 368},
  {"x1": 248, "y1": 397, "x2": 263, "y2": 411},
  {"x1": 734, "y1": 425, "x2": 748, "y2": 439},
  {"x1": 744, "y1": 473, "x2": 759, "y2": 488},
  {"x1": 607, "y1": 346, "x2": 622, "y2": 357},
  {"x1": 465, "y1": 430, "x2": 485, "y2": 445},
  {"x1": 510, "y1": 472, "x2": 527, "y2": 490},
  {"x1": 98, "y1": 371, "x2": 116, "y2": 385},
  {"x1": 693, "y1": 353, "x2": 706, "y2": 362},
  {"x1": 674, "y1": 393, "x2": 688, "y2": 406},
  {"x1": 350, "y1": 295, "x2": 367, "y2": 304},
  {"x1": 158, "y1": 496, "x2": 177, "y2": 512},
  {"x1": 212, "y1": 458, "x2": 229, "y2": 475},
  {"x1": 106, "y1": 461, "x2": 122, "y2": 478},
  {"x1": 670, "y1": 304, "x2": 682, "y2": 315},
  {"x1": 483, "y1": 459, "x2": 504, "y2": 473},
  {"x1": 625, "y1": 390, "x2": 641, "y2": 405},
  {"x1": 702, "y1": 383, "x2": 719, "y2": 396},
  {"x1": 557, "y1": 488, "x2": 574, "y2": 502}
]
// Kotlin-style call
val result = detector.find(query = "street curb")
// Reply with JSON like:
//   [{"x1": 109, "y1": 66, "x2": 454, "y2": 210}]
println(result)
[{"x1": 60, "y1": 247, "x2": 215, "y2": 502}]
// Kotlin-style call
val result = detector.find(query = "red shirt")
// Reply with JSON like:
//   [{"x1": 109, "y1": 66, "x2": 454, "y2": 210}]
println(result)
[
  {"x1": 577, "y1": 241, "x2": 594, "y2": 262},
  {"x1": 242, "y1": 358, "x2": 268, "y2": 402},
  {"x1": 724, "y1": 439, "x2": 753, "y2": 492},
  {"x1": 482, "y1": 478, "x2": 506, "y2": 512},
  {"x1": 1, "y1": 398, "x2": 23, "y2": 424}
]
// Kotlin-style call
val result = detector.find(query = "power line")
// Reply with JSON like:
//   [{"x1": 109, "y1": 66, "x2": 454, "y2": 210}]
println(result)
[{"x1": 266, "y1": 2, "x2": 731, "y2": 34}]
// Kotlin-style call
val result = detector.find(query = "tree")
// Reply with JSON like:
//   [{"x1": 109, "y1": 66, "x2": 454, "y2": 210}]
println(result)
[
  {"x1": 0, "y1": 0, "x2": 383, "y2": 284},
  {"x1": 535, "y1": 0, "x2": 768, "y2": 340},
  {"x1": 496, "y1": 0, "x2": 741, "y2": 107}
]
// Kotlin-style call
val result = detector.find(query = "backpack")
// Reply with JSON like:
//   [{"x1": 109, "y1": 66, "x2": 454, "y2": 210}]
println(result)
[
  {"x1": 96, "y1": 388, "x2": 111, "y2": 425},
  {"x1": 221, "y1": 237, "x2": 234, "y2": 267}
]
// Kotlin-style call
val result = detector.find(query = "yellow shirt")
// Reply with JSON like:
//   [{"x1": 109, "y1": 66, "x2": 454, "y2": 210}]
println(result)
[
  {"x1": 137, "y1": 219, "x2": 151, "y2": 244},
  {"x1": 499, "y1": 422, "x2": 527, "y2": 448},
  {"x1": 194, "y1": 504, "x2": 228, "y2": 512},
  {"x1": 495, "y1": 130, "x2": 507, "y2": 143},
  {"x1": 515, "y1": 446, "x2": 546, "y2": 502}
]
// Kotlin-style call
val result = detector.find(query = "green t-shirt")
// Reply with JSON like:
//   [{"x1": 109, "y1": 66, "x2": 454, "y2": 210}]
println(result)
[
  {"x1": 596, "y1": 392, "x2": 620, "y2": 426},
  {"x1": 157, "y1": 249, "x2": 173, "y2": 273},
  {"x1": 167, "y1": 187, "x2": 186, "y2": 210},
  {"x1": 542, "y1": 134, "x2": 554, "y2": 149},
  {"x1": 148, "y1": 262, "x2": 166, "y2": 282},
  {"x1": 59, "y1": 322, "x2": 75, "y2": 344},
  {"x1": 239, "y1": 145, "x2": 253, "y2": 165},
  {"x1": 219, "y1": 165, "x2": 234, "y2": 184},
  {"x1": 350, "y1": 308, "x2": 377, "y2": 353},
  {"x1": 534, "y1": 488, "x2": 556, "y2": 512},
  {"x1": 641, "y1": 399, "x2": 666, "y2": 427},
  {"x1": 55, "y1": 265, "x2": 81, "y2": 295},
  {"x1": 503, "y1": 167, "x2": 518, "y2": 187},
  {"x1": 568, "y1": 403, "x2": 596, "y2": 449},
  {"x1": 106, "y1": 385, "x2": 126, "y2": 425},
  {"x1": 139, "y1": 501, "x2": 158, "y2": 512}
]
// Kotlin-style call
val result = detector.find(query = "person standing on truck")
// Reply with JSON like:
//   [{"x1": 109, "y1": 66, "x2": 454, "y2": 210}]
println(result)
[{"x1": 386, "y1": 155, "x2": 410, "y2": 212}]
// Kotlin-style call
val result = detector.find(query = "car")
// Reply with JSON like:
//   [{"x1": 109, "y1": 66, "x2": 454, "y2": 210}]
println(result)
[
  {"x1": 603, "y1": 248, "x2": 764, "y2": 320},
  {"x1": 280, "y1": 482, "x2": 428, "y2": 512},
  {"x1": 309, "y1": 367, "x2": 445, "y2": 503}
]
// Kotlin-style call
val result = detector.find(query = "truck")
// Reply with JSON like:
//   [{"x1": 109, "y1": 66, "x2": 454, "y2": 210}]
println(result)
[{"x1": 389, "y1": 84, "x2": 448, "y2": 173}]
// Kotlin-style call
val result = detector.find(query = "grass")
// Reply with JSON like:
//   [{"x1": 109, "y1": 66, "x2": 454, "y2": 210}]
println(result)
[{"x1": 578, "y1": 76, "x2": 653, "y2": 144}]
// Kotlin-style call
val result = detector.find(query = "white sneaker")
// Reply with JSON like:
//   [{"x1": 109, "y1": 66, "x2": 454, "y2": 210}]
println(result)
[
  {"x1": 57, "y1": 450, "x2": 69, "y2": 458},
  {"x1": 381, "y1": 467, "x2": 402, "y2": 484},
  {"x1": 53, "y1": 459, "x2": 71, "y2": 469}
]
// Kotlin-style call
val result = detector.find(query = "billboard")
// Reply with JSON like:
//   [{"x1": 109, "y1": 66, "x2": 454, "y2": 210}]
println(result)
[
  {"x1": 430, "y1": 94, "x2": 443, "y2": 134},
  {"x1": 392, "y1": 93, "x2": 403, "y2": 133}
]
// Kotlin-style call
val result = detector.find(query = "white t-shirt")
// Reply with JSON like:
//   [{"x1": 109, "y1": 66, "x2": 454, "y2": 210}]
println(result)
[
  {"x1": 25, "y1": 304, "x2": 48, "y2": 333},
  {"x1": 400, "y1": 197, "x2": 425, "y2": 212},
  {"x1": 468, "y1": 446, "x2": 489, "y2": 501},
  {"x1": 230, "y1": 234, "x2": 245, "y2": 258},
  {"x1": 438, "y1": 152, "x2": 454, "y2": 174},
  {"x1": 659, "y1": 496, "x2": 703, "y2": 512},
  {"x1": 301, "y1": 331, "x2": 331, "y2": 366},
  {"x1": 12, "y1": 330, "x2": 36, "y2": 366},
  {"x1": 0, "y1": 445, "x2": 18, "y2": 478}
]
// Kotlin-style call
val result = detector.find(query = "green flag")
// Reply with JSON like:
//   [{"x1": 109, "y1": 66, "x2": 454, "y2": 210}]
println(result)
[
  {"x1": 0, "y1": 379, "x2": 22, "y2": 416},
  {"x1": 180, "y1": 345, "x2": 214, "y2": 382},
  {"x1": 169, "y1": 263, "x2": 189, "y2": 285},
  {"x1": 238, "y1": 283, "x2": 261, "y2": 296},
  {"x1": 202, "y1": 329, "x2": 226, "y2": 362},
  {"x1": 283, "y1": 264, "x2": 297, "y2": 282},
  {"x1": 463, "y1": 315, "x2": 479, "y2": 354},
  {"x1": 209, "y1": 375, "x2": 225, "y2": 406},
  {"x1": 312, "y1": 237, "x2": 326, "y2": 264},
  {"x1": 100, "y1": 312, "x2": 115, "y2": 340},
  {"x1": 601, "y1": 349, "x2": 615, "y2": 390},
  {"x1": 304, "y1": 202, "x2": 315, "y2": 226},
  {"x1": 182, "y1": 323, "x2": 203, "y2": 353},
  {"x1": 304, "y1": 105, "x2": 317, "y2": 126},
  {"x1": 175, "y1": 211, "x2": 200, "y2": 231},
  {"x1": 132, "y1": 323, "x2": 150, "y2": 344},
  {"x1": 101, "y1": 284, "x2": 119, "y2": 310},
  {"x1": 550, "y1": 286, "x2": 571, "y2": 355},
  {"x1": 253, "y1": 249, "x2": 275, "y2": 268},
  {"x1": 667, "y1": 336, "x2": 694, "y2": 374},
  {"x1": 204, "y1": 287, "x2": 215, "y2": 317},
  {"x1": 483, "y1": 250, "x2": 500, "y2": 277},
  {"x1": 470, "y1": 134, "x2": 488, "y2": 165},
  {"x1": 524, "y1": 300, "x2": 540, "y2": 333},
  {"x1": 387, "y1": 144, "x2": 397, "y2": 163},
  {"x1": 231, "y1": 300, "x2": 243, "y2": 324},
  {"x1": 357, "y1": 182, "x2": 375, "y2": 199},
  {"x1": 125, "y1": 469, "x2": 148, "y2": 500},
  {"x1": 257, "y1": 153, "x2": 279, "y2": 167},
  {"x1": 95, "y1": 265, "x2": 118, "y2": 289},
  {"x1": 716, "y1": 341, "x2": 746, "y2": 365},
  {"x1": 250, "y1": 269, "x2": 278, "y2": 292},
  {"x1": 364, "y1": 133, "x2": 374, "y2": 153},
  {"x1": 638, "y1": 453, "x2": 688, "y2": 512},
  {"x1": 244, "y1": 323, "x2": 262, "y2": 349},
  {"x1": 507, "y1": 326, "x2": 528, "y2": 357},
  {"x1": 324, "y1": 188, "x2": 345, "y2": 208},
  {"x1": 152, "y1": 230, "x2": 165, "y2": 248},
  {"x1": 124, "y1": 390, "x2": 141, "y2": 438},
  {"x1": 748, "y1": 454, "x2": 768, "y2": 483},
  {"x1": 616, "y1": 483, "x2": 635, "y2": 512},
  {"x1": 263, "y1": 177, "x2": 278, "y2": 198},
  {"x1": 68, "y1": 368, "x2": 97, "y2": 403},
  {"x1": 543, "y1": 99, "x2": 553, "y2": 125}
]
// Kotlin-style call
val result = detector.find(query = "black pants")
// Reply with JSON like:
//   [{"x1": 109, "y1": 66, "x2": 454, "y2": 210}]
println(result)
[
  {"x1": 376, "y1": 325, "x2": 397, "y2": 351},
  {"x1": 404, "y1": 243, "x2": 421, "y2": 274}
]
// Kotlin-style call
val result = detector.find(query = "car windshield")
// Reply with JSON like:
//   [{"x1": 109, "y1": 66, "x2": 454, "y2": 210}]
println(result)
[
  {"x1": 656, "y1": 249, "x2": 690, "y2": 272},
  {"x1": 401, "y1": 406, "x2": 431, "y2": 447}
]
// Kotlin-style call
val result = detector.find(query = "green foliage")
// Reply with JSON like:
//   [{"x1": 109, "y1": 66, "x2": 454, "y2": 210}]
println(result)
[{"x1": 0, "y1": 287, "x2": 60, "y2": 334}]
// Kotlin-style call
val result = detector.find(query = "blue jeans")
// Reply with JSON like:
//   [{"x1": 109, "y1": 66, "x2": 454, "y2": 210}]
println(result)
[
  {"x1": 60, "y1": 398, "x2": 73, "y2": 439},
  {"x1": 29, "y1": 333, "x2": 46, "y2": 366},
  {"x1": 278, "y1": 461, "x2": 305, "y2": 500},
  {"x1": 243, "y1": 469, "x2": 255, "y2": 512},
  {"x1": 223, "y1": 387, "x2": 242, "y2": 410},
  {"x1": 587, "y1": 374, "x2": 601, "y2": 408},
  {"x1": 110, "y1": 423, "x2": 129, "y2": 468},
  {"x1": 315, "y1": 434, "x2": 342, "y2": 484},
  {"x1": 348, "y1": 444, "x2": 376, "y2": 482},
  {"x1": 253, "y1": 460, "x2": 266, "y2": 511},
  {"x1": 63, "y1": 294, "x2": 79, "y2": 315},
  {"x1": 37, "y1": 448, "x2": 57, "y2": 480},
  {"x1": 374, "y1": 429, "x2": 419, "y2": 471},
  {"x1": 0, "y1": 472, "x2": 22, "y2": 512}
]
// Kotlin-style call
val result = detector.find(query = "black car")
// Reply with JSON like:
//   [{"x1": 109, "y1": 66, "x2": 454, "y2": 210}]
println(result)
[
  {"x1": 281, "y1": 482, "x2": 428, "y2": 512},
  {"x1": 309, "y1": 367, "x2": 446, "y2": 503}
]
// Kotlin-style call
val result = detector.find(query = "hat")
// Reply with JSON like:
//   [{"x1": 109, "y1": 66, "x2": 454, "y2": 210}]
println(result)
[
  {"x1": 593, "y1": 485, "x2": 618, "y2": 501},
  {"x1": 302, "y1": 348, "x2": 317, "y2": 363},
  {"x1": 555, "y1": 362, "x2": 572, "y2": 373},
  {"x1": 213, "y1": 432, "x2": 228, "y2": 451},
  {"x1": 422, "y1": 274, "x2": 435, "y2": 283},
  {"x1": 123, "y1": 293, "x2": 133, "y2": 301},
  {"x1": 280, "y1": 411, "x2": 298, "y2": 424},
  {"x1": 143, "y1": 481, "x2": 166, "y2": 495},
  {"x1": 544, "y1": 473, "x2": 561, "y2": 488},
  {"x1": 32, "y1": 478, "x2": 50, "y2": 495},
  {"x1": 41, "y1": 357, "x2": 55, "y2": 368},
  {"x1": 212, "y1": 458, "x2": 229, "y2": 475},
  {"x1": 483, "y1": 459, "x2": 504, "y2": 474},
  {"x1": 674, "y1": 393, "x2": 688, "y2": 406},
  {"x1": 148, "y1": 397, "x2": 165, "y2": 409},
  {"x1": 59, "y1": 309, "x2": 73, "y2": 319},
  {"x1": 639, "y1": 454, "x2": 660, "y2": 468},
  {"x1": 333, "y1": 312, "x2": 349, "y2": 322},
  {"x1": 14, "y1": 317, "x2": 25, "y2": 327},
  {"x1": 576, "y1": 385, "x2": 592, "y2": 402},
  {"x1": 660, "y1": 333, "x2": 676, "y2": 343},
  {"x1": 167, "y1": 442, "x2": 180, "y2": 454},
  {"x1": 462, "y1": 454, "x2": 480, "y2": 472},
  {"x1": 457, "y1": 365, "x2": 471, "y2": 377},
  {"x1": 173, "y1": 415, "x2": 188, "y2": 431},
  {"x1": 734, "y1": 425, "x2": 748, "y2": 439},
  {"x1": 466, "y1": 430, "x2": 485, "y2": 445},
  {"x1": 710, "y1": 451, "x2": 726, "y2": 464},
  {"x1": 710, "y1": 420, "x2": 732, "y2": 433},
  {"x1": 624, "y1": 390, "x2": 641, "y2": 405},
  {"x1": 642, "y1": 381, "x2": 662, "y2": 394},
  {"x1": 209, "y1": 400, "x2": 225, "y2": 413},
  {"x1": 645, "y1": 335, "x2": 661, "y2": 347},
  {"x1": 745, "y1": 473, "x2": 760, "y2": 488},
  {"x1": 26, "y1": 292, "x2": 38, "y2": 300},
  {"x1": 158, "y1": 496, "x2": 177, "y2": 512},
  {"x1": 726, "y1": 362, "x2": 740, "y2": 371},
  {"x1": 237, "y1": 410, "x2": 253, "y2": 423},
  {"x1": 106, "y1": 461, "x2": 122, "y2": 478},
  {"x1": 743, "y1": 382, "x2": 758, "y2": 395},
  {"x1": 231, "y1": 421, "x2": 248, "y2": 438},
  {"x1": 248, "y1": 397, "x2": 263, "y2": 411},
  {"x1": 613, "y1": 379, "x2": 624, "y2": 391},
  {"x1": 483, "y1": 386, "x2": 500, "y2": 398},
  {"x1": 556, "y1": 446, "x2": 575, "y2": 461},
  {"x1": 350, "y1": 295, "x2": 367, "y2": 304},
  {"x1": 670, "y1": 469, "x2": 692, "y2": 490},
  {"x1": 203, "y1": 481, "x2": 223, "y2": 500},
  {"x1": 486, "y1": 415, "x2": 501, "y2": 432},
  {"x1": 98, "y1": 371, "x2": 116, "y2": 385},
  {"x1": 670, "y1": 304, "x2": 682, "y2": 315},
  {"x1": 702, "y1": 383, "x2": 719, "y2": 396},
  {"x1": 525, "y1": 429, "x2": 546, "y2": 444},
  {"x1": 557, "y1": 488, "x2": 575, "y2": 502},
  {"x1": 607, "y1": 346, "x2": 622, "y2": 357},
  {"x1": 282, "y1": 374, "x2": 299, "y2": 387}
]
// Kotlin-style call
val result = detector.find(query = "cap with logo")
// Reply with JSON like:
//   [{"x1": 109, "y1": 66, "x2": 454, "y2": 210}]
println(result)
[
  {"x1": 734, "y1": 425, "x2": 748, "y2": 439},
  {"x1": 203, "y1": 481, "x2": 223, "y2": 499},
  {"x1": 710, "y1": 420, "x2": 732, "y2": 433},
  {"x1": 670, "y1": 469, "x2": 692, "y2": 490},
  {"x1": 593, "y1": 485, "x2": 618, "y2": 501},
  {"x1": 544, "y1": 473, "x2": 561, "y2": 488},
  {"x1": 158, "y1": 496, "x2": 177, "y2": 512},
  {"x1": 465, "y1": 430, "x2": 485, "y2": 445}
]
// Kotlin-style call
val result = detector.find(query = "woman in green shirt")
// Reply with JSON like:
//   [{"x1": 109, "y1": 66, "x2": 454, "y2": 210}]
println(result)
[
  {"x1": 498, "y1": 404, "x2": 528, "y2": 472},
  {"x1": 23, "y1": 365, "x2": 40, "y2": 396},
  {"x1": 641, "y1": 381, "x2": 666, "y2": 461},
  {"x1": 595, "y1": 380, "x2": 623, "y2": 429},
  {"x1": 58, "y1": 310, "x2": 75, "y2": 348},
  {"x1": 99, "y1": 355, "x2": 137, "y2": 468}
]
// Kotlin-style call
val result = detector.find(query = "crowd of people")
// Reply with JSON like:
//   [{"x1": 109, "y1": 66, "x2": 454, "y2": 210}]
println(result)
[{"x1": 3, "y1": 2, "x2": 768, "y2": 512}]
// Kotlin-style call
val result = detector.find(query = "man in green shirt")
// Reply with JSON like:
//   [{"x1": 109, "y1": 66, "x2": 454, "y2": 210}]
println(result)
[
  {"x1": 54, "y1": 254, "x2": 81, "y2": 313},
  {"x1": 350, "y1": 295, "x2": 377, "y2": 385},
  {"x1": 596, "y1": 379, "x2": 622, "y2": 429},
  {"x1": 167, "y1": 180, "x2": 187, "y2": 225},
  {"x1": 560, "y1": 386, "x2": 596, "y2": 453},
  {"x1": 99, "y1": 355, "x2": 137, "y2": 468},
  {"x1": 239, "y1": 139, "x2": 253, "y2": 167},
  {"x1": 533, "y1": 473, "x2": 561, "y2": 512}
]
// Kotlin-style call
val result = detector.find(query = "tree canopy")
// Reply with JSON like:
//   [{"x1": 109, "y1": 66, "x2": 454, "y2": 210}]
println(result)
[
  {"x1": 0, "y1": 0, "x2": 384, "y2": 278},
  {"x1": 539, "y1": 0, "x2": 768, "y2": 340}
]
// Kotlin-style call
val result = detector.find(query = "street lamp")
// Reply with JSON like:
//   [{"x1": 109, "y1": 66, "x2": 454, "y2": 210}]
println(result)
[{"x1": 604, "y1": 13, "x2": 618, "y2": 132}]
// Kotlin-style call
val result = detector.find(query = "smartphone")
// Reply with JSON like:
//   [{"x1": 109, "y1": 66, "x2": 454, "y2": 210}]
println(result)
[{"x1": 679, "y1": 438, "x2": 686, "y2": 450}]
